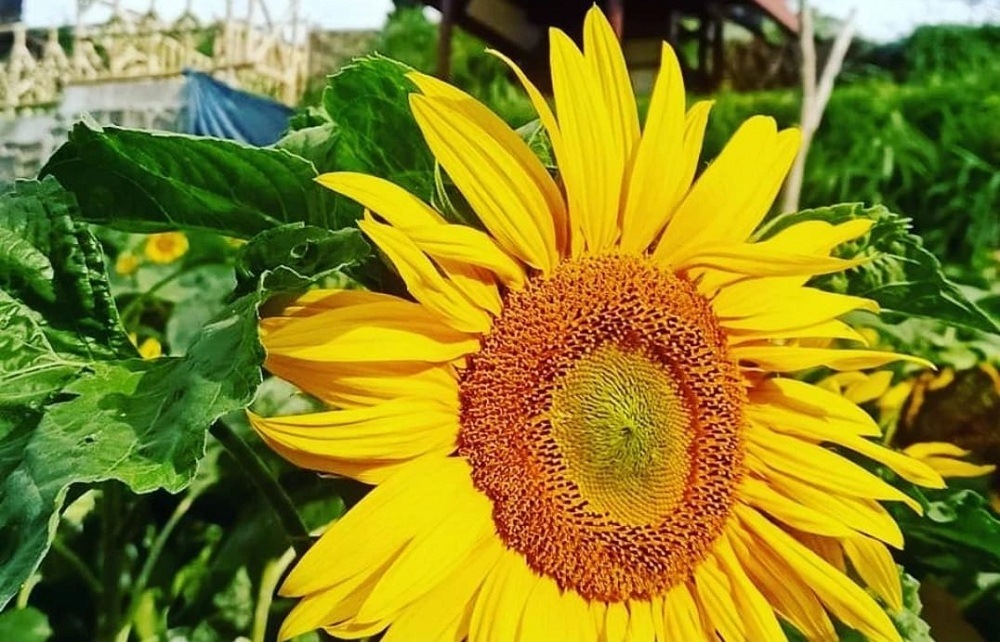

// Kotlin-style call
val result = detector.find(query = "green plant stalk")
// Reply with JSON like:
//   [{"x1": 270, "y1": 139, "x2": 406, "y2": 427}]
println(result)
[
  {"x1": 115, "y1": 486, "x2": 204, "y2": 642},
  {"x1": 15, "y1": 573, "x2": 41, "y2": 610},
  {"x1": 96, "y1": 483, "x2": 124, "y2": 642},
  {"x1": 252, "y1": 550, "x2": 296, "y2": 642},
  {"x1": 119, "y1": 259, "x2": 212, "y2": 328},
  {"x1": 209, "y1": 420, "x2": 311, "y2": 556},
  {"x1": 51, "y1": 538, "x2": 102, "y2": 595}
]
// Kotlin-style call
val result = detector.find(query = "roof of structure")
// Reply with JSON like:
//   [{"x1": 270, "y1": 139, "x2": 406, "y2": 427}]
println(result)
[{"x1": 422, "y1": 0, "x2": 799, "y2": 59}]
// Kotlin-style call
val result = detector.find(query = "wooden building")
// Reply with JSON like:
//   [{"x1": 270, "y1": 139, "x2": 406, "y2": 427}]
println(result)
[{"x1": 422, "y1": 0, "x2": 799, "y2": 90}]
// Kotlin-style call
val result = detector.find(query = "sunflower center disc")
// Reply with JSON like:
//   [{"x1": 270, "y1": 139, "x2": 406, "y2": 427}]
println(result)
[
  {"x1": 549, "y1": 344, "x2": 692, "y2": 526},
  {"x1": 458, "y1": 255, "x2": 747, "y2": 602}
]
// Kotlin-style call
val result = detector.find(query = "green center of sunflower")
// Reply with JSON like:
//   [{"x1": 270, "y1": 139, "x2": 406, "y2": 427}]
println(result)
[{"x1": 549, "y1": 344, "x2": 691, "y2": 525}]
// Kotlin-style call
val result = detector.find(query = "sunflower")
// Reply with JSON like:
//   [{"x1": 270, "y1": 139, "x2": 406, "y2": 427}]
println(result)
[{"x1": 251, "y1": 7, "x2": 945, "y2": 641}]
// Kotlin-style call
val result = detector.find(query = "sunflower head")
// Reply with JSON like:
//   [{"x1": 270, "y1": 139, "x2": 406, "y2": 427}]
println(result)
[{"x1": 252, "y1": 7, "x2": 943, "y2": 642}]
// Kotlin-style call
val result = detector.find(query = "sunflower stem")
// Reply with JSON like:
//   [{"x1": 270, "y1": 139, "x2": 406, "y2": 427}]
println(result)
[{"x1": 210, "y1": 420, "x2": 311, "y2": 556}]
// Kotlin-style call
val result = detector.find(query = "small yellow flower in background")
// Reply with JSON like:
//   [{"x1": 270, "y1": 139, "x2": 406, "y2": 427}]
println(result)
[
  {"x1": 144, "y1": 232, "x2": 189, "y2": 264},
  {"x1": 137, "y1": 338, "x2": 162, "y2": 360},
  {"x1": 250, "y1": 8, "x2": 944, "y2": 641},
  {"x1": 902, "y1": 442, "x2": 995, "y2": 479},
  {"x1": 128, "y1": 333, "x2": 163, "y2": 360},
  {"x1": 115, "y1": 252, "x2": 141, "y2": 276}
]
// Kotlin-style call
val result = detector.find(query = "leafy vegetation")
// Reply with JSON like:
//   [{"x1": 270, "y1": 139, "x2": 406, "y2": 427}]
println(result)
[{"x1": 0, "y1": 9, "x2": 997, "y2": 642}]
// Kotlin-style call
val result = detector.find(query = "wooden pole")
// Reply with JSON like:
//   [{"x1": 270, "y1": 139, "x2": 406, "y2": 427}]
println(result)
[
  {"x1": 437, "y1": 0, "x2": 455, "y2": 80},
  {"x1": 780, "y1": 1, "x2": 856, "y2": 213},
  {"x1": 608, "y1": 0, "x2": 624, "y2": 39}
]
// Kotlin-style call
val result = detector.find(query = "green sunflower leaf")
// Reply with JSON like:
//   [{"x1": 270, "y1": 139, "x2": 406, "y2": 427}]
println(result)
[
  {"x1": 233, "y1": 223, "x2": 370, "y2": 296},
  {"x1": 275, "y1": 122, "x2": 341, "y2": 176},
  {"x1": 760, "y1": 203, "x2": 1000, "y2": 335},
  {"x1": 318, "y1": 54, "x2": 436, "y2": 200},
  {"x1": 891, "y1": 487, "x2": 1000, "y2": 575},
  {"x1": 40, "y1": 122, "x2": 356, "y2": 238},
  {"x1": 893, "y1": 572, "x2": 934, "y2": 642},
  {"x1": 0, "y1": 179, "x2": 270, "y2": 610},
  {"x1": 0, "y1": 607, "x2": 52, "y2": 641}
]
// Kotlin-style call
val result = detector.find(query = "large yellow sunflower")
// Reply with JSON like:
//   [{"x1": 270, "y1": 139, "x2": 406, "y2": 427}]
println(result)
[{"x1": 251, "y1": 8, "x2": 945, "y2": 641}]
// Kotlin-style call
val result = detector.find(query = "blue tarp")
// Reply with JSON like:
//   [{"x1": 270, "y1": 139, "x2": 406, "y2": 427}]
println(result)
[{"x1": 182, "y1": 70, "x2": 293, "y2": 146}]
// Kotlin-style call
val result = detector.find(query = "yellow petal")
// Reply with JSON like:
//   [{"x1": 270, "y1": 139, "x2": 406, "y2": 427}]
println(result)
[
  {"x1": 469, "y1": 549, "x2": 535, "y2": 642},
  {"x1": 360, "y1": 215, "x2": 492, "y2": 333},
  {"x1": 902, "y1": 441, "x2": 971, "y2": 459},
  {"x1": 693, "y1": 557, "x2": 746, "y2": 641},
  {"x1": 843, "y1": 537, "x2": 903, "y2": 612},
  {"x1": 433, "y1": 258, "x2": 503, "y2": 317},
  {"x1": 740, "y1": 477, "x2": 855, "y2": 538},
  {"x1": 259, "y1": 443, "x2": 451, "y2": 485},
  {"x1": 620, "y1": 43, "x2": 685, "y2": 253},
  {"x1": 762, "y1": 463, "x2": 905, "y2": 548},
  {"x1": 661, "y1": 583, "x2": 711, "y2": 642},
  {"x1": 317, "y1": 172, "x2": 524, "y2": 290},
  {"x1": 729, "y1": 525, "x2": 837, "y2": 642},
  {"x1": 279, "y1": 559, "x2": 391, "y2": 640},
  {"x1": 281, "y1": 456, "x2": 471, "y2": 597},
  {"x1": 583, "y1": 5, "x2": 639, "y2": 177},
  {"x1": 519, "y1": 576, "x2": 596, "y2": 642},
  {"x1": 358, "y1": 473, "x2": 494, "y2": 622},
  {"x1": 737, "y1": 505, "x2": 902, "y2": 642},
  {"x1": 752, "y1": 377, "x2": 882, "y2": 435},
  {"x1": 405, "y1": 222, "x2": 525, "y2": 288},
  {"x1": 728, "y1": 319, "x2": 869, "y2": 345},
  {"x1": 264, "y1": 356, "x2": 457, "y2": 409},
  {"x1": 407, "y1": 71, "x2": 568, "y2": 253},
  {"x1": 714, "y1": 535, "x2": 787, "y2": 642},
  {"x1": 550, "y1": 27, "x2": 622, "y2": 253},
  {"x1": 488, "y1": 45, "x2": 573, "y2": 255},
  {"x1": 656, "y1": 118, "x2": 800, "y2": 261},
  {"x1": 262, "y1": 291, "x2": 479, "y2": 364},
  {"x1": 563, "y1": 590, "x2": 598, "y2": 642},
  {"x1": 624, "y1": 600, "x2": 655, "y2": 642},
  {"x1": 715, "y1": 283, "x2": 878, "y2": 333},
  {"x1": 763, "y1": 218, "x2": 874, "y2": 253},
  {"x1": 410, "y1": 94, "x2": 558, "y2": 270},
  {"x1": 604, "y1": 601, "x2": 629, "y2": 642},
  {"x1": 671, "y1": 241, "x2": 867, "y2": 276},
  {"x1": 487, "y1": 47, "x2": 565, "y2": 171},
  {"x1": 248, "y1": 398, "x2": 457, "y2": 461},
  {"x1": 921, "y1": 456, "x2": 996, "y2": 478},
  {"x1": 649, "y1": 596, "x2": 667, "y2": 642},
  {"x1": 316, "y1": 171, "x2": 444, "y2": 226},
  {"x1": 752, "y1": 407, "x2": 945, "y2": 488},
  {"x1": 843, "y1": 370, "x2": 895, "y2": 404},
  {"x1": 381, "y1": 536, "x2": 503, "y2": 642},
  {"x1": 733, "y1": 345, "x2": 933, "y2": 372},
  {"x1": 746, "y1": 427, "x2": 921, "y2": 511}
]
